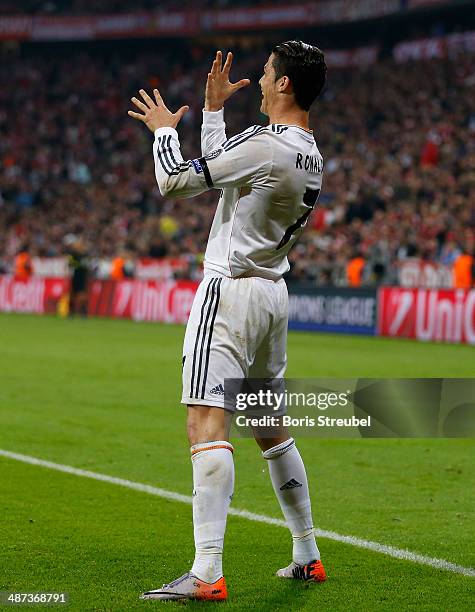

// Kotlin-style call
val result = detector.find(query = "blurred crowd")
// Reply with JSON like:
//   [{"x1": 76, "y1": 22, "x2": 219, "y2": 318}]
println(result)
[
  {"x1": 0, "y1": 39, "x2": 474, "y2": 286},
  {"x1": 0, "y1": 0, "x2": 290, "y2": 15}
]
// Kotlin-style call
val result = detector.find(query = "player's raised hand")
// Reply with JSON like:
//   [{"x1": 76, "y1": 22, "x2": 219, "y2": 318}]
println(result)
[
  {"x1": 128, "y1": 88, "x2": 189, "y2": 132},
  {"x1": 205, "y1": 51, "x2": 250, "y2": 112}
]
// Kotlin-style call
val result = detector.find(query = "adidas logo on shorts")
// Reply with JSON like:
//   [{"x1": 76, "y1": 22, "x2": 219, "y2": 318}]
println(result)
[{"x1": 210, "y1": 384, "x2": 225, "y2": 396}]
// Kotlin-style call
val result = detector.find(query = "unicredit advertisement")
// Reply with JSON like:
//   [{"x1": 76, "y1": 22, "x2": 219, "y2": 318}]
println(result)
[
  {"x1": 378, "y1": 287, "x2": 475, "y2": 345},
  {"x1": 3, "y1": 277, "x2": 475, "y2": 346},
  {"x1": 0, "y1": 276, "x2": 198, "y2": 324},
  {"x1": 0, "y1": 276, "x2": 68, "y2": 314},
  {"x1": 88, "y1": 279, "x2": 199, "y2": 323}
]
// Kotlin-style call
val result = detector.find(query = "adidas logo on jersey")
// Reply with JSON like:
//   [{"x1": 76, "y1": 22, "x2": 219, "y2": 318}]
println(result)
[
  {"x1": 280, "y1": 478, "x2": 302, "y2": 490},
  {"x1": 210, "y1": 384, "x2": 225, "y2": 396}
]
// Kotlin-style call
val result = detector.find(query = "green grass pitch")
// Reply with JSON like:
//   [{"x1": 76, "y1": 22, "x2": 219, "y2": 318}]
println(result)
[{"x1": 0, "y1": 313, "x2": 474, "y2": 611}]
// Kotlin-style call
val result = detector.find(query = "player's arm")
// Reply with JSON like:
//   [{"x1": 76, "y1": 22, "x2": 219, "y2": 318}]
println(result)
[
  {"x1": 153, "y1": 125, "x2": 272, "y2": 199},
  {"x1": 128, "y1": 87, "x2": 269, "y2": 199},
  {"x1": 201, "y1": 51, "x2": 250, "y2": 156},
  {"x1": 201, "y1": 109, "x2": 226, "y2": 157}
]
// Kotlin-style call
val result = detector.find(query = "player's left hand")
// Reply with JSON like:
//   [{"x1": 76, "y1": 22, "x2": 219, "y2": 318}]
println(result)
[{"x1": 128, "y1": 88, "x2": 189, "y2": 132}]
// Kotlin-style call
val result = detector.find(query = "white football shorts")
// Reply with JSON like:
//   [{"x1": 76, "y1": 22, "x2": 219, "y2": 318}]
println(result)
[{"x1": 181, "y1": 273, "x2": 288, "y2": 410}]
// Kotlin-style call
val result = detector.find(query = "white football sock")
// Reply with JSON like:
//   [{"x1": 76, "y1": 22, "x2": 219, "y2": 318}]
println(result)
[
  {"x1": 263, "y1": 438, "x2": 320, "y2": 565},
  {"x1": 190, "y1": 441, "x2": 234, "y2": 583}
]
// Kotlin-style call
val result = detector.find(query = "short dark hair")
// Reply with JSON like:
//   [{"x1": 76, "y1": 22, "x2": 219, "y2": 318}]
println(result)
[{"x1": 272, "y1": 40, "x2": 327, "y2": 111}]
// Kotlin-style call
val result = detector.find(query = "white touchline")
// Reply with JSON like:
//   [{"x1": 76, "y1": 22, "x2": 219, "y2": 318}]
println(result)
[{"x1": 1, "y1": 448, "x2": 474, "y2": 579}]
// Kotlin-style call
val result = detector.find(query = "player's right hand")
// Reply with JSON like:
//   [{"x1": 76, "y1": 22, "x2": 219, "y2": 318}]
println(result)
[
  {"x1": 128, "y1": 88, "x2": 189, "y2": 132},
  {"x1": 204, "y1": 50, "x2": 250, "y2": 112}
]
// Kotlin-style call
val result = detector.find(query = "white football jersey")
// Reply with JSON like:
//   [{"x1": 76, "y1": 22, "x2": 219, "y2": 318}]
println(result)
[{"x1": 153, "y1": 108, "x2": 323, "y2": 280}]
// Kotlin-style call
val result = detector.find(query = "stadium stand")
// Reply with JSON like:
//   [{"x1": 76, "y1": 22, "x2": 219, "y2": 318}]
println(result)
[
  {"x1": 0, "y1": 0, "x2": 294, "y2": 14},
  {"x1": 0, "y1": 8, "x2": 474, "y2": 286}
]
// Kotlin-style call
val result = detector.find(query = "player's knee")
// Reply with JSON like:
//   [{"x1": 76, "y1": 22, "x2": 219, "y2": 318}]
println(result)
[
  {"x1": 187, "y1": 405, "x2": 229, "y2": 446},
  {"x1": 187, "y1": 406, "x2": 207, "y2": 445},
  {"x1": 253, "y1": 426, "x2": 291, "y2": 452}
]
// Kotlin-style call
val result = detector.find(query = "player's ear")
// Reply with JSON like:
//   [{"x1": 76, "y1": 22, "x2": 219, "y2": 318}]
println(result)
[{"x1": 277, "y1": 75, "x2": 291, "y2": 93}]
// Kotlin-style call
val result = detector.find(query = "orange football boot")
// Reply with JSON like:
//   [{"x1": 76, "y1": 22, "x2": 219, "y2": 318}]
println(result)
[
  {"x1": 276, "y1": 559, "x2": 327, "y2": 582},
  {"x1": 141, "y1": 572, "x2": 227, "y2": 601}
]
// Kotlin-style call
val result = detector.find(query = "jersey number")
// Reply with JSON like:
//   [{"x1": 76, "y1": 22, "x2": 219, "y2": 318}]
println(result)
[{"x1": 276, "y1": 188, "x2": 320, "y2": 250}]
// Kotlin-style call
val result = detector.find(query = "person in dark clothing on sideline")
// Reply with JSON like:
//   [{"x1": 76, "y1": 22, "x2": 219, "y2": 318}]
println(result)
[{"x1": 68, "y1": 238, "x2": 90, "y2": 317}]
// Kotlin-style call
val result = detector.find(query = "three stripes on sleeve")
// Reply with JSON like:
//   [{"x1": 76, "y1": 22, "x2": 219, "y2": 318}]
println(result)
[{"x1": 155, "y1": 134, "x2": 213, "y2": 187}]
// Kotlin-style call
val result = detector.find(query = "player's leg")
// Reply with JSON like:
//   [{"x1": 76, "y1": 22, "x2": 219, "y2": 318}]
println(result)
[
  {"x1": 187, "y1": 404, "x2": 233, "y2": 585},
  {"x1": 250, "y1": 279, "x2": 326, "y2": 582},
  {"x1": 141, "y1": 404, "x2": 232, "y2": 601},
  {"x1": 182, "y1": 277, "x2": 256, "y2": 591},
  {"x1": 187, "y1": 403, "x2": 231, "y2": 444},
  {"x1": 142, "y1": 276, "x2": 250, "y2": 601},
  {"x1": 257, "y1": 426, "x2": 325, "y2": 581}
]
